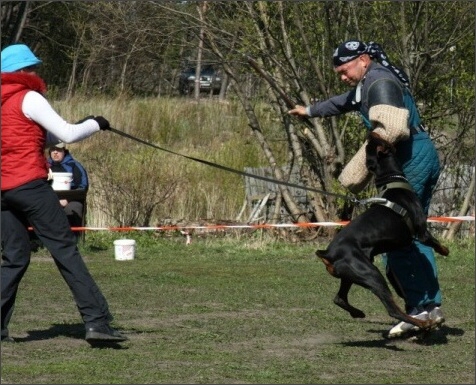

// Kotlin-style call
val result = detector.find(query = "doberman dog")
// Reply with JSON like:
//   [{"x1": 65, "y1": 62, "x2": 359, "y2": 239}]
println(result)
[{"x1": 316, "y1": 131, "x2": 449, "y2": 332}]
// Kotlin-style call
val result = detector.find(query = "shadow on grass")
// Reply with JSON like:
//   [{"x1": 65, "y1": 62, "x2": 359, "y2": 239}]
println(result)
[
  {"x1": 340, "y1": 324, "x2": 464, "y2": 349},
  {"x1": 340, "y1": 338, "x2": 405, "y2": 351},
  {"x1": 14, "y1": 323, "x2": 129, "y2": 350},
  {"x1": 407, "y1": 325, "x2": 465, "y2": 346}
]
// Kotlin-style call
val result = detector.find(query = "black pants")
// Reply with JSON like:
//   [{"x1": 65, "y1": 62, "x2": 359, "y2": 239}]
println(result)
[{"x1": 1, "y1": 179, "x2": 113, "y2": 338}]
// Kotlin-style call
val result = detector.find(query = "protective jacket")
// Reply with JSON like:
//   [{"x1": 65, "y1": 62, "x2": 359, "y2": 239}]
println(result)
[
  {"x1": 1, "y1": 72, "x2": 48, "y2": 191},
  {"x1": 308, "y1": 61, "x2": 440, "y2": 201}
]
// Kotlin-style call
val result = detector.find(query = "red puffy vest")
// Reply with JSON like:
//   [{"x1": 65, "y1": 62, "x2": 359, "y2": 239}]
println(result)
[{"x1": 1, "y1": 72, "x2": 48, "y2": 190}]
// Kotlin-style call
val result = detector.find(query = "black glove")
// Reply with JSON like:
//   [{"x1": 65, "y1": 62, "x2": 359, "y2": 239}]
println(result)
[
  {"x1": 94, "y1": 116, "x2": 110, "y2": 131},
  {"x1": 75, "y1": 115, "x2": 94, "y2": 124}
]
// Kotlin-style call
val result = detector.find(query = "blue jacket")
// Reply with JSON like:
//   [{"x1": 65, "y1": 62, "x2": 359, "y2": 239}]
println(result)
[{"x1": 47, "y1": 151, "x2": 88, "y2": 191}]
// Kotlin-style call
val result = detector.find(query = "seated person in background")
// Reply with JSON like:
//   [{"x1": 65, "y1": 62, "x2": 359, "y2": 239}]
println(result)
[{"x1": 47, "y1": 142, "x2": 88, "y2": 239}]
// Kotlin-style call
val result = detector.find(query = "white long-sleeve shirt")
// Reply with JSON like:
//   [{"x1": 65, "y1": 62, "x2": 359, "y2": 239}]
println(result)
[{"x1": 22, "y1": 91, "x2": 101, "y2": 145}]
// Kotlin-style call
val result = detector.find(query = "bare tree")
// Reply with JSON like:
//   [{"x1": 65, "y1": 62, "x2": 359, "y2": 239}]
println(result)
[
  {"x1": 0, "y1": 1, "x2": 30, "y2": 45},
  {"x1": 198, "y1": 1, "x2": 474, "y2": 228},
  {"x1": 192, "y1": 1, "x2": 207, "y2": 100},
  {"x1": 2, "y1": 1, "x2": 473, "y2": 232}
]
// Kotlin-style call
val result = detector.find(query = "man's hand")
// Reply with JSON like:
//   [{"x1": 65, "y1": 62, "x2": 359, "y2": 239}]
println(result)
[{"x1": 288, "y1": 105, "x2": 308, "y2": 116}]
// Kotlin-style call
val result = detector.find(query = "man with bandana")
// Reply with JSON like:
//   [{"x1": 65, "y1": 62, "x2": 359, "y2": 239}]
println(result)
[{"x1": 289, "y1": 40, "x2": 444, "y2": 338}]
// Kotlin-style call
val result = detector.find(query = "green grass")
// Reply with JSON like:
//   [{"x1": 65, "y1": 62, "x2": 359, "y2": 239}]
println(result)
[{"x1": 1, "y1": 234, "x2": 474, "y2": 384}]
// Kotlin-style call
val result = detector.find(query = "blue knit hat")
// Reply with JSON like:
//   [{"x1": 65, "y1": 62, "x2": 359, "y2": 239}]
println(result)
[{"x1": 1, "y1": 44, "x2": 42, "y2": 73}]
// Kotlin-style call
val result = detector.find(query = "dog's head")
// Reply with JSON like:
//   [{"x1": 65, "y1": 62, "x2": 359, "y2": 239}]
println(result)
[{"x1": 365, "y1": 132, "x2": 396, "y2": 174}]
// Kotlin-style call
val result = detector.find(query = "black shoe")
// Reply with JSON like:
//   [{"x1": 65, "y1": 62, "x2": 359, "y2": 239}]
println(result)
[
  {"x1": 85, "y1": 325, "x2": 128, "y2": 343},
  {"x1": 1, "y1": 335, "x2": 15, "y2": 343}
]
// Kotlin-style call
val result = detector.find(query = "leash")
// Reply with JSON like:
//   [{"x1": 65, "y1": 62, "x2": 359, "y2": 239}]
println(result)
[{"x1": 108, "y1": 127, "x2": 357, "y2": 203}]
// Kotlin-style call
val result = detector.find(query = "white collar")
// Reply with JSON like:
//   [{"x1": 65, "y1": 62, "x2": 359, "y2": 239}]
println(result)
[{"x1": 353, "y1": 80, "x2": 363, "y2": 104}]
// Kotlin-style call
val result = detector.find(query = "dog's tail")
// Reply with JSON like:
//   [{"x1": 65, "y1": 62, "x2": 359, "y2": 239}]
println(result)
[
  {"x1": 419, "y1": 232, "x2": 450, "y2": 257},
  {"x1": 432, "y1": 241, "x2": 450, "y2": 257}
]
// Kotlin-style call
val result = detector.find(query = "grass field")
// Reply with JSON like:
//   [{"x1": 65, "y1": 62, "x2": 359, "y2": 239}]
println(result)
[{"x1": 1, "y1": 232, "x2": 474, "y2": 384}]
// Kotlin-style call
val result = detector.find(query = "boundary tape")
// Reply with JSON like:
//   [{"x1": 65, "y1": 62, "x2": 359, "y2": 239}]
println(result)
[{"x1": 63, "y1": 215, "x2": 474, "y2": 232}]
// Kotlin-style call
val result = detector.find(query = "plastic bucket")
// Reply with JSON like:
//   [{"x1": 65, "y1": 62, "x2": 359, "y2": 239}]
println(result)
[
  {"x1": 113, "y1": 239, "x2": 136, "y2": 261},
  {"x1": 52, "y1": 172, "x2": 73, "y2": 190}
]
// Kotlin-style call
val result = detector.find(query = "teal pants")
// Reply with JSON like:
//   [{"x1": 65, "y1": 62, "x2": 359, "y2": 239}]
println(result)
[
  {"x1": 383, "y1": 241, "x2": 441, "y2": 312},
  {"x1": 384, "y1": 132, "x2": 442, "y2": 312}
]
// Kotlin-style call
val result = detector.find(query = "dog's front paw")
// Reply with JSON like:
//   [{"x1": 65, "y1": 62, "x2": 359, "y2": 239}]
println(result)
[{"x1": 350, "y1": 309, "x2": 366, "y2": 318}]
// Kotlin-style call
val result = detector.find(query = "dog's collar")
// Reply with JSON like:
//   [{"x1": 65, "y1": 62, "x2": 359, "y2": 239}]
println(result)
[
  {"x1": 376, "y1": 180, "x2": 413, "y2": 195},
  {"x1": 359, "y1": 196, "x2": 415, "y2": 235},
  {"x1": 373, "y1": 181, "x2": 415, "y2": 234}
]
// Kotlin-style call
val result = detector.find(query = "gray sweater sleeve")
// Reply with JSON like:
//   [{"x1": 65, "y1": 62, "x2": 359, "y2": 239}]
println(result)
[{"x1": 307, "y1": 90, "x2": 358, "y2": 117}]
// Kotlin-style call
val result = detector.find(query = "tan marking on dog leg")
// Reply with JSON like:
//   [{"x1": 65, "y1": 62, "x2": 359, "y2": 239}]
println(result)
[{"x1": 319, "y1": 257, "x2": 336, "y2": 276}]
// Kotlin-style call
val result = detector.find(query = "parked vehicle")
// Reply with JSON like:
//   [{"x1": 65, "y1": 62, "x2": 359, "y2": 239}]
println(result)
[{"x1": 178, "y1": 65, "x2": 222, "y2": 95}]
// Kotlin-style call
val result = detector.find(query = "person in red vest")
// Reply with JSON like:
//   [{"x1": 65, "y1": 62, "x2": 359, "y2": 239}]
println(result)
[{"x1": 1, "y1": 43, "x2": 127, "y2": 345}]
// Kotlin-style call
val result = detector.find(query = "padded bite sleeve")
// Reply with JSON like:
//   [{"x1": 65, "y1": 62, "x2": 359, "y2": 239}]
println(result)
[
  {"x1": 338, "y1": 105, "x2": 409, "y2": 193},
  {"x1": 369, "y1": 104, "x2": 410, "y2": 143},
  {"x1": 338, "y1": 141, "x2": 372, "y2": 193}
]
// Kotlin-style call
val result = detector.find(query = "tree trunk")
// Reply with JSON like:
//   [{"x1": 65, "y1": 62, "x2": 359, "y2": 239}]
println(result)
[
  {"x1": 194, "y1": 1, "x2": 208, "y2": 101},
  {"x1": 444, "y1": 168, "x2": 475, "y2": 240}
]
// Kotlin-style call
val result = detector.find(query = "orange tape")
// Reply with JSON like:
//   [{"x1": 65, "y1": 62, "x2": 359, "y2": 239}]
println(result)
[{"x1": 26, "y1": 215, "x2": 474, "y2": 232}]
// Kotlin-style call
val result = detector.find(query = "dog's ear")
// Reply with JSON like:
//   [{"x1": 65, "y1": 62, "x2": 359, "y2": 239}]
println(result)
[
  {"x1": 366, "y1": 135, "x2": 382, "y2": 173},
  {"x1": 368, "y1": 131, "x2": 382, "y2": 141},
  {"x1": 376, "y1": 144, "x2": 387, "y2": 157}
]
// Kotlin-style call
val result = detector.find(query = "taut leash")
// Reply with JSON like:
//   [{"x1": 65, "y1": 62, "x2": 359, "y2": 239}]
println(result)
[{"x1": 108, "y1": 127, "x2": 357, "y2": 203}]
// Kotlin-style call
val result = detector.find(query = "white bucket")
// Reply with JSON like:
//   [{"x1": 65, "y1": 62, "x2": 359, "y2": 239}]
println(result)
[
  {"x1": 52, "y1": 172, "x2": 73, "y2": 190},
  {"x1": 113, "y1": 239, "x2": 136, "y2": 261}
]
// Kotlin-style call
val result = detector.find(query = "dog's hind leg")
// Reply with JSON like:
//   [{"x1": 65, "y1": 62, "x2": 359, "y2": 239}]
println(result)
[
  {"x1": 361, "y1": 266, "x2": 435, "y2": 330},
  {"x1": 334, "y1": 279, "x2": 366, "y2": 318}
]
